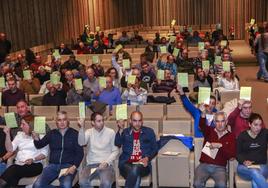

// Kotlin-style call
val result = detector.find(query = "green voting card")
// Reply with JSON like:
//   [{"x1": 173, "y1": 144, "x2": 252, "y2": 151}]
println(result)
[
  {"x1": 116, "y1": 104, "x2": 127, "y2": 120},
  {"x1": 172, "y1": 48, "x2": 180, "y2": 57},
  {"x1": 96, "y1": 26, "x2": 100, "y2": 32},
  {"x1": 222, "y1": 61, "x2": 231, "y2": 72},
  {"x1": 123, "y1": 59, "x2": 131, "y2": 69},
  {"x1": 23, "y1": 70, "x2": 31, "y2": 80},
  {"x1": 157, "y1": 70, "x2": 165, "y2": 80},
  {"x1": 214, "y1": 56, "x2": 222, "y2": 65},
  {"x1": 240, "y1": 87, "x2": 252, "y2": 101},
  {"x1": 198, "y1": 87, "x2": 211, "y2": 105},
  {"x1": 171, "y1": 19, "x2": 176, "y2": 26},
  {"x1": 79, "y1": 102, "x2": 86, "y2": 118},
  {"x1": 92, "y1": 56, "x2": 100, "y2": 64},
  {"x1": 34, "y1": 117, "x2": 46, "y2": 134},
  {"x1": 198, "y1": 42, "x2": 205, "y2": 51},
  {"x1": 50, "y1": 73, "x2": 60, "y2": 85},
  {"x1": 220, "y1": 40, "x2": 227, "y2": 47},
  {"x1": 188, "y1": 27, "x2": 193, "y2": 33},
  {"x1": 4, "y1": 112, "x2": 17, "y2": 128},
  {"x1": 99, "y1": 77, "x2": 106, "y2": 88},
  {"x1": 114, "y1": 44, "x2": 123, "y2": 53},
  {"x1": 179, "y1": 26, "x2": 184, "y2": 32},
  {"x1": 0, "y1": 92, "x2": 2, "y2": 106},
  {"x1": 160, "y1": 46, "x2": 167, "y2": 54},
  {"x1": 250, "y1": 18, "x2": 255, "y2": 25},
  {"x1": 177, "y1": 73, "x2": 189, "y2": 87},
  {"x1": 75, "y1": 79, "x2": 83, "y2": 90},
  {"x1": 52, "y1": 49, "x2": 61, "y2": 59},
  {"x1": 169, "y1": 36, "x2": 176, "y2": 43},
  {"x1": 0, "y1": 77, "x2": 5, "y2": 88},
  {"x1": 128, "y1": 75, "x2": 136, "y2": 85},
  {"x1": 202, "y1": 60, "x2": 210, "y2": 70}
]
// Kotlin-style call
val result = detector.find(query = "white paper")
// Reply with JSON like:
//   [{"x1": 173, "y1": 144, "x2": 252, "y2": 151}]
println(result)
[
  {"x1": 132, "y1": 161, "x2": 144, "y2": 165},
  {"x1": 90, "y1": 167, "x2": 97, "y2": 174},
  {"x1": 201, "y1": 142, "x2": 219, "y2": 159},
  {"x1": 206, "y1": 114, "x2": 214, "y2": 126},
  {"x1": 162, "y1": 151, "x2": 181, "y2": 156},
  {"x1": 58, "y1": 168, "x2": 68, "y2": 177},
  {"x1": 248, "y1": 164, "x2": 261, "y2": 169},
  {"x1": 162, "y1": 133, "x2": 185, "y2": 137}
]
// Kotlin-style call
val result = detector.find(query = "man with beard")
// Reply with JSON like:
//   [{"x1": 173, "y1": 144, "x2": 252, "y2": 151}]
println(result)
[{"x1": 2, "y1": 79, "x2": 25, "y2": 106}]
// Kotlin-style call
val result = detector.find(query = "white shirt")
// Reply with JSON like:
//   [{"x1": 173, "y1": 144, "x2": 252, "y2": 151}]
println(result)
[
  {"x1": 121, "y1": 87, "x2": 148, "y2": 105},
  {"x1": 218, "y1": 77, "x2": 239, "y2": 91},
  {"x1": 12, "y1": 132, "x2": 48, "y2": 165},
  {"x1": 78, "y1": 126, "x2": 119, "y2": 165}
]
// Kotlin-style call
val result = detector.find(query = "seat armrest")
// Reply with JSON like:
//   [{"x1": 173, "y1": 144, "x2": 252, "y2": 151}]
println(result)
[{"x1": 189, "y1": 151, "x2": 195, "y2": 188}]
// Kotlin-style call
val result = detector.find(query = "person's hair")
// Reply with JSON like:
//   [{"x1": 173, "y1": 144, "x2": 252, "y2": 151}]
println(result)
[
  {"x1": 141, "y1": 61, "x2": 149, "y2": 68},
  {"x1": 57, "y1": 111, "x2": 68, "y2": 118},
  {"x1": 210, "y1": 95, "x2": 216, "y2": 102},
  {"x1": 194, "y1": 67, "x2": 204, "y2": 80},
  {"x1": 16, "y1": 99, "x2": 29, "y2": 106},
  {"x1": 222, "y1": 68, "x2": 235, "y2": 80},
  {"x1": 213, "y1": 111, "x2": 227, "y2": 122},
  {"x1": 90, "y1": 112, "x2": 103, "y2": 121},
  {"x1": 248, "y1": 113, "x2": 263, "y2": 124},
  {"x1": 130, "y1": 111, "x2": 143, "y2": 120},
  {"x1": 105, "y1": 67, "x2": 119, "y2": 79}
]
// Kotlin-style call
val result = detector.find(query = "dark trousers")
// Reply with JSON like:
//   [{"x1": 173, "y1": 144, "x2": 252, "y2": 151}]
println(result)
[
  {"x1": 0, "y1": 163, "x2": 43, "y2": 186},
  {"x1": 119, "y1": 163, "x2": 150, "y2": 188}
]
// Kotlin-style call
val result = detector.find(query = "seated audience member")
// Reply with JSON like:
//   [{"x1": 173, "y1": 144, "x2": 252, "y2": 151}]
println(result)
[
  {"x1": 112, "y1": 47, "x2": 132, "y2": 79},
  {"x1": 157, "y1": 37, "x2": 168, "y2": 52},
  {"x1": 46, "y1": 55, "x2": 61, "y2": 72},
  {"x1": 35, "y1": 66, "x2": 50, "y2": 85},
  {"x1": 105, "y1": 67, "x2": 121, "y2": 90},
  {"x1": 32, "y1": 111, "x2": 84, "y2": 188},
  {"x1": 194, "y1": 110, "x2": 236, "y2": 188},
  {"x1": 236, "y1": 113, "x2": 268, "y2": 188},
  {"x1": 177, "y1": 85, "x2": 217, "y2": 137},
  {"x1": 118, "y1": 31, "x2": 130, "y2": 45},
  {"x1": 193, "y1": 50, "x2": 210, "y2": 69},
  {"x1": 107, "y1": 33, "x2": 115, "y2": 49},
  {"x1": 20, "y1": 70, "x2": 40, "y2": 94},
  {"x1": 153, "y1": 32, "x2": 161, "y2": 45},
  {"x1": 204, "y1": 42, "x2": 215, "y2": 62},
  {"x1": 25, "y1": 48, "x2": 35, "y2": 65},
  {"x1": 157, "y1": 54, "x2": 177, "y2": 78},
  {"x1": 62, "y1": 70, "x2": 75, "y2": 93},
  {"x1": 30, "y1": 55, "x2": 43, "y2": 75},
  {"x1": 0, "y1": 116, "x2": 48, "y2": 187},
  {"x1": 77, "y1": 42, "x2": 90, "y2": 54},
  {"x1": 58, "y1": 43, "x2": 73, "y2": 55},
  {"x1": 14, "y1": 54, "x2": 29, "y2": 78},
  {"x1": 216, "y1": 69, "x2": 239, "y2": 91},
  {"x1": 144, "y1": 44, "x2": 155, "y2": 63},
  {"x1": 121, "y1": 68, "x2": 147, "y2": 90},
  {"x1": 140, "y1": 62, "x2": 156, "y2": 87},
  {"x1": 176, "y1": 49, "x2": 195, "y2": 74},
  {"x1": 77, "y1": 64, "x2": 87, "y2": 81},
  {"x1": 83, "y1": 67, "x2": 100, "y2": 98},
  {"x1": 96, "y1": 76, "x2": 122, "y2": 110},
  {"x1": 214, "y1": 53, "x2": 235, "y2": 75},
  {"x1": 193, "y1": 67, "x2": 213, "y2": 92},
  {"x1": 121, "y1": 77, "x2": 148, "y2": 106},
  {"x1": 152, "y1": 69, "x2": 176, "y2": 93},
  {"x1": 228, "y1": 100, "x2": 264, "y2": 138},
  {"x1": 190, "y1": 31, "x2": 202, "y2": 43},
  {"x1": 91, "y1": 40, "x2": 104, "y2": 54},
  {"x1": 90, "y1": 62, "x2": 105, "y2": 77},
  {"x1": 66, "y1": 85, "x2": 91, "y2": 105},
  {"x1": 60, "y1": 54, "x2": 81, "y2": 73},
  {"x1": 131, "y1": 30, "x2": 144, "y2": 43},
  {"x1": 115, "y1": 111, "x2": 158, "y2": 188},
  {"x1": 42, "y1": 82, "x2": 66, "y2": 106},
  {"x1": 0, "y1": 55, "x2": 15, "y2": 71},
  {"x1": 39, "y1": 71, "x2": 63, "y2": 94},
  {"x1": 99, "y1": 31, "x2": 109, "y2": 48},
  {"x1": 2, "y1": 79, "x2": 25, "y2": 106},
  {"x1": 0, "y1": 129, "x2": 10, "y2": 176},
  {"x1": 78, "y1": 112, "x2": 119, "y2": 188}
]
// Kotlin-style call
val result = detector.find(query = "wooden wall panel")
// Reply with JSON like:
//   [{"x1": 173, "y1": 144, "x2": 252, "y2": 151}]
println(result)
[{"x1": 0, "y1": 0, "x2": 143, "y2": 51}]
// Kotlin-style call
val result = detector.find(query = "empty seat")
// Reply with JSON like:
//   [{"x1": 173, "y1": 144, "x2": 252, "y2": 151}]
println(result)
[
  {"x1": 166, "y1": 104, "x2": 191, "y2": 120},
  {"x1": 33, "y1": 106, "x2": 58, "y2": 120},
  {"x1": 138, "y1": 104, "x2": 165, "y2": 120},
  {"x1": 162, "y1": 119, "x2": 192, "y2": 135},
  {"x1": 59, "y1": 105, "x2": 93, "y2": 121}
]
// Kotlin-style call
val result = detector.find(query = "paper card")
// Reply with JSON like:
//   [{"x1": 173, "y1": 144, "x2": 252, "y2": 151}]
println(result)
[
  {"x1": 132, "y1": 161, "x2": 144, "y2": 165},
  {"x1": 4, "y1": 112, "x2": 18, "y2": 128},
  {"x1": 198, "y1": 87, "x2": 211, "y2": 105},
  {"x1": 157, "y1": 70, "x2": 165, "y2": 80},
  {"x1": 113, "y1": 44, "x2": 123, "y2": 53},
  {"x1": 23, "y1": 70, "x2": 32, "y2": 80},
  {"x1": 171, "y1": 19, "x2": 176, "y2": 26},
  {"x1": 201, "y1": 142, "x2": 219, "y2": 159},
  {"x1": 0, "y1": 77, "x2": 5, "y2": 88},
  {"x1": 220, "y1": 40, "x2": 227, "y2": 47},
  {"x1": 122, "y1": 59, "x2": 131, "y2": 69},
  {"x1": 127, "y1": 75, "x2": 136, "y2": 85},
  {"x1": 0, "y1": 92, "x2": 1, "y2": 106},
  {"x1": 75, "y1": 79, "x2": 83, "y2": 90},
  {"x1": 96, "y1": 26, "x2": 100, "y2": 32},
  {"x1": 52, "y1": 49, "x2": 61, "y2": 59},
  {"x1": 206, "y1": 114, "x2": 214, "y2": 126},
  {"x1": 198, "y1": 42, "x2": 205, "y2": 51},
  {"x1": 162, "y1": 151, "x2": 181, "y2": 156},
  {"x1": 34, "y1": 117, "x2": 46, "y2": 134},
  {"x1": 98, "y1": 77, "x2": 106, "y2": 88},
  {"x1": 92, "y1": 56, "x2": 100, "y2": 64},
  {"x1": 222, "y1": 61, "x2": 231, "y2": 72},
  {"x1": 50, "y1": 73, "x2": 60, "y2": 85},
  {"x1": 240, "y1": 87, "x2": 252, "y2": 100},
  {"x1": 188, "y1": 27, "x2": 193, "y2": 33},
  {"x1": 172, "y1": 48, "x2": 180, "y2": 57},
  {"x1": 116, "y1": 104, "x2": 127, "y2": 120},
  {"x1": 90, "y1": 168, "x2": 97, "y2": 175},
  {"x1": 177, "y1": 73, "x2": 188, "y2": 87},
  {"x1": 58, "y1": 168, "x2": 68, "y2": 178},
  {"x1": 79, "y1": 102, "x2": 86, "y2": 118},
  {"x1": 202, "y1": 60, "x2": 210, "y2": 70},
  {"x1": 214, "y1": 56, "x2": 222, "y2": 65},
  {"x1": 163, "y1": 133, "x2": 185, "y2": 137},
  {"x1": 248, "y1": 165, "x2": 261, "y2": 169},
  {"x1": 160, "y1": 46, "x2": 167, "y2": 54},
  {"x1": 250, "y1": 18, "x2": 255, "y2": 25},
  {"x1": 169, "y1": 36, "x2": 176, "y2": 43}
]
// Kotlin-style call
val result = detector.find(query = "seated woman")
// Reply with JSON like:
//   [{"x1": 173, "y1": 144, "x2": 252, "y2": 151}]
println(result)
[
  {"x1": 121, "y1": 77, "x2": 147, "y2": 105},
  {"x1": 0, "y1": 115, "x2": 48, "y2": 187},
  {"x1": 237, "y1": 113, "x2": 268, "y2": 188},
  {"x1": 217, "y1": 69, "x2": 239, "y2": 91}
]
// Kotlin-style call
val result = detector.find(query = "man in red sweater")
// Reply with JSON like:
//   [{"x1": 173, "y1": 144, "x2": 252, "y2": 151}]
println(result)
[{"x1": 194, "y1": 105, "x2": 236, "y2": 188}]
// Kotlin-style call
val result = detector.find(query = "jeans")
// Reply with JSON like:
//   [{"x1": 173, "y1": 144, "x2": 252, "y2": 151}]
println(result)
[
  {"x1": 237, "y1": 164, "x2": 268, "y2": 188},
  {"x1": 79, "y1": 163, "x2": 115, "y2": 188},
  {"x1": 194, "y1": 163, "x2": 227, "y2": 188},
  {"x1": 33, "y1": 163, "x2": 76, "y2": 188},
  {"x1": 257, "y1": 52, "x2": 268, "y2": 80},
  {"x1": 0, "y1": 163, "x2": 6, "y2": 176},
  {"x1": 119, "y1": 163, "x2": 150, "y2": 188}
]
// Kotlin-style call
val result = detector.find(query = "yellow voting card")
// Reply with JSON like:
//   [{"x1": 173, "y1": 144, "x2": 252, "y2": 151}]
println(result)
[
  {"x1": 99, "y1": 77, "x2": 106, "y2": 88},
  {"x1": 4, "y1": 112, "x2": 18, "y2": 128},
  {"x1": 123, "y1": 59, "x2": 131, "y2": 69},
  {"x1": 23, "y1": 70, "x2": 32, "y2": 80},
  {"x1": 157, "y1": 70, "x2": 165, "y2": 80},
  {"x1": 240, "y1": 87, "x2": 252, "y2": 101},
  {"x1": 34, "y1": 117, "x2": 46, "y2": 134},
  {"x1": 202, "y1": 60, "x2": 210, "y2": 70},
  {"x1": 116, "y1": 104, "x2": 127, "y2": 120},
  {"x1": 222, "y1": 61, "x2": 231, "y2": 72},
  {"x1": 172, "y1": 48, "x2": 180, "y2": 57},
  {"x1": 75, "y1": 79, "x2": 83, "y2": 90},
  {"x1": 127, "y1": 75, "x2": 136, "y2": 85},
  {"x1": 198, "y1": 42, "x2": 205, "y2": 51},
  {"x1": 79, "y1": 102, "x2": 86, "y2": 118},
  {"x1": 177, "y1": 73, "x2": 188, "y2": 87},
  {"x1": 198, "y1": 87, "x2": 211, "y2": 105}
]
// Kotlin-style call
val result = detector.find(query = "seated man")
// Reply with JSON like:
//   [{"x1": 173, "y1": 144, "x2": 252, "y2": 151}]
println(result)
[
  {"x1": 83, "y1": 67, "x2": 100, "y2": 98},
  {"x1": 32, "y1": 111, "x2": 84, "y2": 188},
  {"x1": 152, "y1": 69, "x2": 176, "y2": 93},
  {"x1": 91, "y1": 40, "x2": 104, "y2": 54},
  {"x1": 78, "y1": 112, "x2": 119, "y2": 188},
  {"x1": 42, "y1": 82, "x2": 66, "y2": 106},
  {"x1": 115, "y1": 111, "x2": 158, "y2": 188},
  {"x1": 2, "y1": 78, "x2": 25, "y2": 106},
  {"x1": 58, "y1": 43, "x2": 73, "y2": 55},
  {"x1": 20, "y1": 69, "x2": 40, "y2": 94},
  {"x1": 194, "y1": 109, "x2": 236, "y2": 188},
  {"x1": 60, "y1": 54, "x2": 81, "y2": 73},
  {"x1": 157, "y1": 54, "x2": 177, "y2": 78}
]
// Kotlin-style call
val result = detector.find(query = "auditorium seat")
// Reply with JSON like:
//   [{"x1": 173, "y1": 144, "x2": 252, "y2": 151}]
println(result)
[
  {"x1": 59, "y1": 105, "x2": 93, "y2": 121},
  {"x1": 162, "y1": 119, "x2": 192, "y2": 135},
  {"x1": 33, "y1": 106, "x2": 58, "y2": 120},
  {"x1": 166, "y1": 104, "x2": 191, "y2": 120},
  {"x1": 137, "y1": 104, "x2": 166, "y2": 120}
]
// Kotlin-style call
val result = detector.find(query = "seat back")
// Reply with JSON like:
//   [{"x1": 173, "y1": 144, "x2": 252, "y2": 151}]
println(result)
[
  {"x1": 220, "y1": 90, "x2": 240, "y2": 104},
  {"x1": 59, "y1": 105, "x2": 93, "y2": 120},
  {"x1": 107, "y1": 105, "x2": 137, "y2": 120},
  {"x1": 166, "y1": 104, "x2": 191, "y2": 120},
  {"x1": 33, "y1": 106, "x2": 58, "y2": 120},
  {"x1": 162, "y1": 120, "x2": 192, "y2": 135},
  {"x1": 138, "y1": 104, "x2": 165, "y2": 120}
]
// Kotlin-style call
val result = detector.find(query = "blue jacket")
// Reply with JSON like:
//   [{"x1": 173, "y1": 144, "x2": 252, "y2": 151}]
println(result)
[
  {"x1": 157, "y1": 59, "x2": 177, "y2": 77},
  {"x1": 34, "y1": 128, "x2": 84, "y2": 168},
  {"x1": 115, "y1": 126, "x2": 158, "y2": 168}
]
